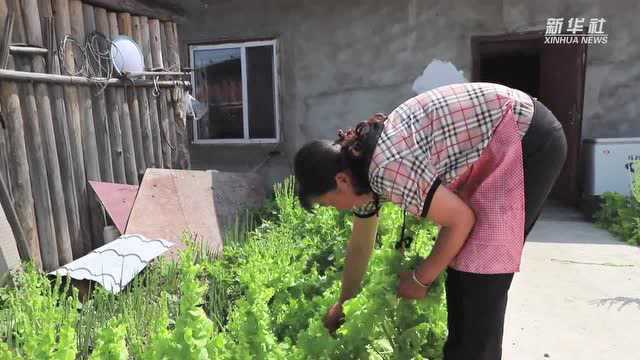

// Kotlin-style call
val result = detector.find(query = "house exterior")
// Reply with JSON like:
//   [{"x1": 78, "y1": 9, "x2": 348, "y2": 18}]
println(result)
[{"x1": 176, "y1": 0, "x2": 639, "y2": 205}]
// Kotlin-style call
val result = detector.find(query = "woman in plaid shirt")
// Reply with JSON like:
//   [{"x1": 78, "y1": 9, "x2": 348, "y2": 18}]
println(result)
[{"x1": 294, "y1": 82, "x2": 567, "y2": 359}]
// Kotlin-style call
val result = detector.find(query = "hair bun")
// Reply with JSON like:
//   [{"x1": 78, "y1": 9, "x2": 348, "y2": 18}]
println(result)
[
  {"x1": 367, "y1": 113, "x2": 387, "y2": 125},
  {"x1": 335, "y1": 113, "x2": 387, "y2": 158},
  {"x1": 336, "y1": 113, "x2": 387, "y2": 145}
]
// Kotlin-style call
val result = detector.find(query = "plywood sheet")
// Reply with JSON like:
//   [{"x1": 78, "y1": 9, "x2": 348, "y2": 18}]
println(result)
[
  {"x1": 89, "y1": 181, "x2": 139, "y2": 233},
  {"x1": 125, "y1": 168, "x2": 222, "y2": 257}
]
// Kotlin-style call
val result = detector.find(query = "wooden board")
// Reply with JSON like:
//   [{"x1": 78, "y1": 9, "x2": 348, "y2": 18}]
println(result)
[
  {"x1": 124, "y1": 169, "x2": 222, "y2": 257},
  {"x1": 89, "y1": 181, "x2": 139, "y2": 234}
]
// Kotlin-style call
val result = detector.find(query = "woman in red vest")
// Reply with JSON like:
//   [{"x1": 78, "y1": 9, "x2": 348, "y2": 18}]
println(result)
[{"x1": 294, "y1": 82, "x2": 567, "y2": 359}]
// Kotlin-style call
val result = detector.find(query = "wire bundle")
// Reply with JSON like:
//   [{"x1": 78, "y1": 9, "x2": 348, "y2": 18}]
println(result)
[{"x1": 57, "y1": 31, "x2": 115, "y2": 94}]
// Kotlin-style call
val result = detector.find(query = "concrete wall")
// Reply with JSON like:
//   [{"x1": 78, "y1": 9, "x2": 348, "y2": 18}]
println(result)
[
  {"x1": 502, "y1": 0, "x2": 640, "y2": 139},
  {"x1": 178, "y1": 0, "x2": 639, "y2": 190}
]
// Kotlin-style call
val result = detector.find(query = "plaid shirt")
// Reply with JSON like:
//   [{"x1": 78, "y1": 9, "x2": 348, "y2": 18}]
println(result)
[{"x1": 353, "y1": 82, "x2": 534, "y2": 218}]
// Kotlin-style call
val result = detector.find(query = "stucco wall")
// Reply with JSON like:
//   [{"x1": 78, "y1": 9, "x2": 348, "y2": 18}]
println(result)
[
  {"x1": 178, "y1": 0, "x2": 638, "y2": 190},
  {"x1": 502, "y1": 0, "x2": 640, "y2": 138}
]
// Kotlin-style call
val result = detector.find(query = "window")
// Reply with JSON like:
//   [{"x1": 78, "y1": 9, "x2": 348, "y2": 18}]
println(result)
[{"x1": 190, "y1": 40, "x2": 279, "y2": 144}]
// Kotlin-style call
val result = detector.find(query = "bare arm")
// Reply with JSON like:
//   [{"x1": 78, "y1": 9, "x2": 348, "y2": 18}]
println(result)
[
  {"x1": 339, "y1": 214, "x2": 379, "y2": 303},
  {"x1": 414, "y1": 185, "x2": 476, "y2": 284}
]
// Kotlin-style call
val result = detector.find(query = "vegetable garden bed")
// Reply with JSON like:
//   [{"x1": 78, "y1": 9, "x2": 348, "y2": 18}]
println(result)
[{"x1": 0, "y1": 178, "x2": 447, "y2": 359}]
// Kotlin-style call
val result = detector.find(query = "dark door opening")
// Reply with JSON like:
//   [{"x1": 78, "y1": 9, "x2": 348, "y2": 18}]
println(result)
[
  {"x1": 478, "y1": 53, "x2": 540, "y2": 97},
  {"x1": 472, "y1": 32, "x2": 587, "y2": 206}
]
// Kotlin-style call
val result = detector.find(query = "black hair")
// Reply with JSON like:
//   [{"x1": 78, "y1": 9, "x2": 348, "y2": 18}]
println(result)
[{"x1": 294, "y1": 113, "x2": 386, "y2": 211}]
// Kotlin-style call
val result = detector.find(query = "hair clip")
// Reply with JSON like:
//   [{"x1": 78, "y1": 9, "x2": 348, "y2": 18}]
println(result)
[{"x1": 355, "y1": 122, "x2": 370, "y2": 137}]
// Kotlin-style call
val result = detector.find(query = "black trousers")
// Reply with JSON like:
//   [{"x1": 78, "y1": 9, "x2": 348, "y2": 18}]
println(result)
[{"x1": 442, "y1": 98, "x2": 567, "y2": 360}]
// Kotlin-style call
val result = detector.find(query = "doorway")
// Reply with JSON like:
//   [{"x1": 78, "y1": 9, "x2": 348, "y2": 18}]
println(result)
[{"x1": 471, "y1": 31, "x2": 588, "y2": 206}]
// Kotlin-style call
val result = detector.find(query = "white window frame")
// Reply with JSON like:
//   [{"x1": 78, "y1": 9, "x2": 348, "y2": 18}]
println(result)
[{"x1": 189, "y1": 40, "x2": 280, "y2": 144}]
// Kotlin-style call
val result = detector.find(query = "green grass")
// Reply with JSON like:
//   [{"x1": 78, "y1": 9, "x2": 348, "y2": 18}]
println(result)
[
  {"x1": 595, "y1": 161, "x2": 640, "y2": 246},
  {"x1": 0, "y1": 177, "x2": 447, "y2": 359}
]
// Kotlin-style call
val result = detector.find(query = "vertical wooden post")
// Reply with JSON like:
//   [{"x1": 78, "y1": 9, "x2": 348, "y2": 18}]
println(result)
[
  {"x1": 148, "y1": 18, "x2": 170, "y2": 168},
  {"x1": 11, "y1": 0, "x2": 25, "y2": 45},
  {"x1": 36, "y1": 0, "x2": 50, "y2": 29},
  {"x1": 160, "y1": 21, "x2": 177, "y2": 168},
  {"x1": 0, "y1": 54, "x2": 31, "y2": 263},
  {"x1": 118, "y1": 12, "x2": 145, "y2": 179},
  {"x1": 16, "y1": 64, "x2": 59, "y2": 271},
  {"x1": 2, "y1": 0, "x2": 39, "y2": 266},
  {"x1": 0, "y1": 0, "x2": 11, "y2": 183},
  {"x1": 165, "y1": 21, "x2": 189, "y2": 169},
  {"x1": 52, "y1": 0, "x2": 93, "y2": 255},
  {"x1": 108, "y1": 11, "x2": 138, "y2": 184},
  {"x1": 0, "y1": 129, "x2": 9, "y2": 198},
  {"x1": 67, "y1": 0, "x2": 104, "y2": 251},
  {"x1": 82, "y1": 3, "x2": 113, "y2": 183},
  {"x1": 116, "y1": 11, "x2": 131, "y2": 36},
  {"x1": 158, "y1": 90, "x2": 171, "y2": 167},
  {"x1": 165, "y1": 90, "x2": 177, "y2": 168},
  {"x1": 12, "y1": 67, "x2": 57, "y2": 269},
  {"x1": 141, "y1": 16, "x2": 162, "y2": 168},
  {"x1": 175, "y1": 22, "x2": 190, "y2": 169},
  {"x1": 0, "y1": 1, "x2": 14, "y2": 69},
  {"x1": 132, "y1": 15, "x2": 154, "y2": 170},
  {"x1": 0, "y1": 64, "x2": 41, "y2": 266},
  {"x1": 40, "y1": 0, "x2": 83, "y2": 260},
  {"x1": 95, "y1": 8, "x2": 126, "y2": 183},
  {"x1": 0, "y1": 2, "x2": 5, "y2": 30},
  {"x1": 23, "y1": 0, "x2": 75, "y2": 266},
  {"x1": 148, "y1": 19, "x2": 163, "y2": 70},
  {"x1": 139, "y1": 17, "x2": 151, "y2": 70}
]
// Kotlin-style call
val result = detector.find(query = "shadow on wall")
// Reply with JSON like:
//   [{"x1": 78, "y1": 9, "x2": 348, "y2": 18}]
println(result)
[{"x1": 190, "y1": 144, "x2": 292, "y2": 195}]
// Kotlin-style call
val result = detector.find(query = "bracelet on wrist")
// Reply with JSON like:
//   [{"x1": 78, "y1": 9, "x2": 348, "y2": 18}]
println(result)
[{"x1": 412, "y1": 270, "x2": 431, "y2": 288}]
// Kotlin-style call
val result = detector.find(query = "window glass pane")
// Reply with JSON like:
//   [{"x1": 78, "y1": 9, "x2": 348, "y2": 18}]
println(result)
[
  {"x1": 246, "y1": 45, "x2": 276, "y2": 139},
  {"x1": 193, "y1": 48, "x2": 244, "y2": 139}
]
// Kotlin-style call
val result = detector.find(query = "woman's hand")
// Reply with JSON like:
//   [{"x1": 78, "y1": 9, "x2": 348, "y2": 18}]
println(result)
[
  {"x1": 323, "y1": 302, "x2": 345, "y2": 334},
  {"x1": 397, "y1": 271, "x2": 430, "y2": 300}
]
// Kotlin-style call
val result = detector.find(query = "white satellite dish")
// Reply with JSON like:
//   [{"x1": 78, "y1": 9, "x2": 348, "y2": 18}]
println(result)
[{"x1": 110, "y1": 35, "x2": 145, "y2": 76}]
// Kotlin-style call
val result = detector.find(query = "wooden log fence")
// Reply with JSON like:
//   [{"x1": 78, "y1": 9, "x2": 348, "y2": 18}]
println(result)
[
  {"x1": 0, "y1": 0, "x2": 41, "y2": 268},
  {"x1": 39, "y1": 0, "x2": 83, "y2": 261},
  {"x1": 16, "y1": 0, "x2": 63, "y2": 270},
  {"x1": 53, "y1": 0, "x2": 93, "y2": 257},
  {"x1": 164, "y1": 21, "x2": 189, "y2": 169},
  {"x1": 0, "y1": 0, "x2": 190, "y2": 270},
  {"x1": 131, "y1": 15, "x2": 154, "y2": 170},
  {"x1": 108, "y1": 11, "x2": 137, "y2": 185},
  {"x1": 140, "y1": 16, "x2": 162, "y2": 168},
  {"x1": 97, "y1": 9, "x2": 125, "y2": 184},
  {"x1": 70, "y1": 0, "x2": 108, "y2": 250},
  {"x1": 117, "y1": 12, "x2": 145, "y2": 179},
  {"x1": 148, "y1": 18, "x2": 170, "y2": 168}
]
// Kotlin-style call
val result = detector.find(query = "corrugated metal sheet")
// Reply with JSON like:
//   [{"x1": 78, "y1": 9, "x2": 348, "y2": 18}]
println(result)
[{"x1": 50, "y1": 234, "x2": 173, "y2": 294}]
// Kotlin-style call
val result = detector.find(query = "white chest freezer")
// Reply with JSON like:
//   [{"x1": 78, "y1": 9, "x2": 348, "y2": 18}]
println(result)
[{"x1": 583, "y1": 138, "x2": 640, "y2": 196}]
